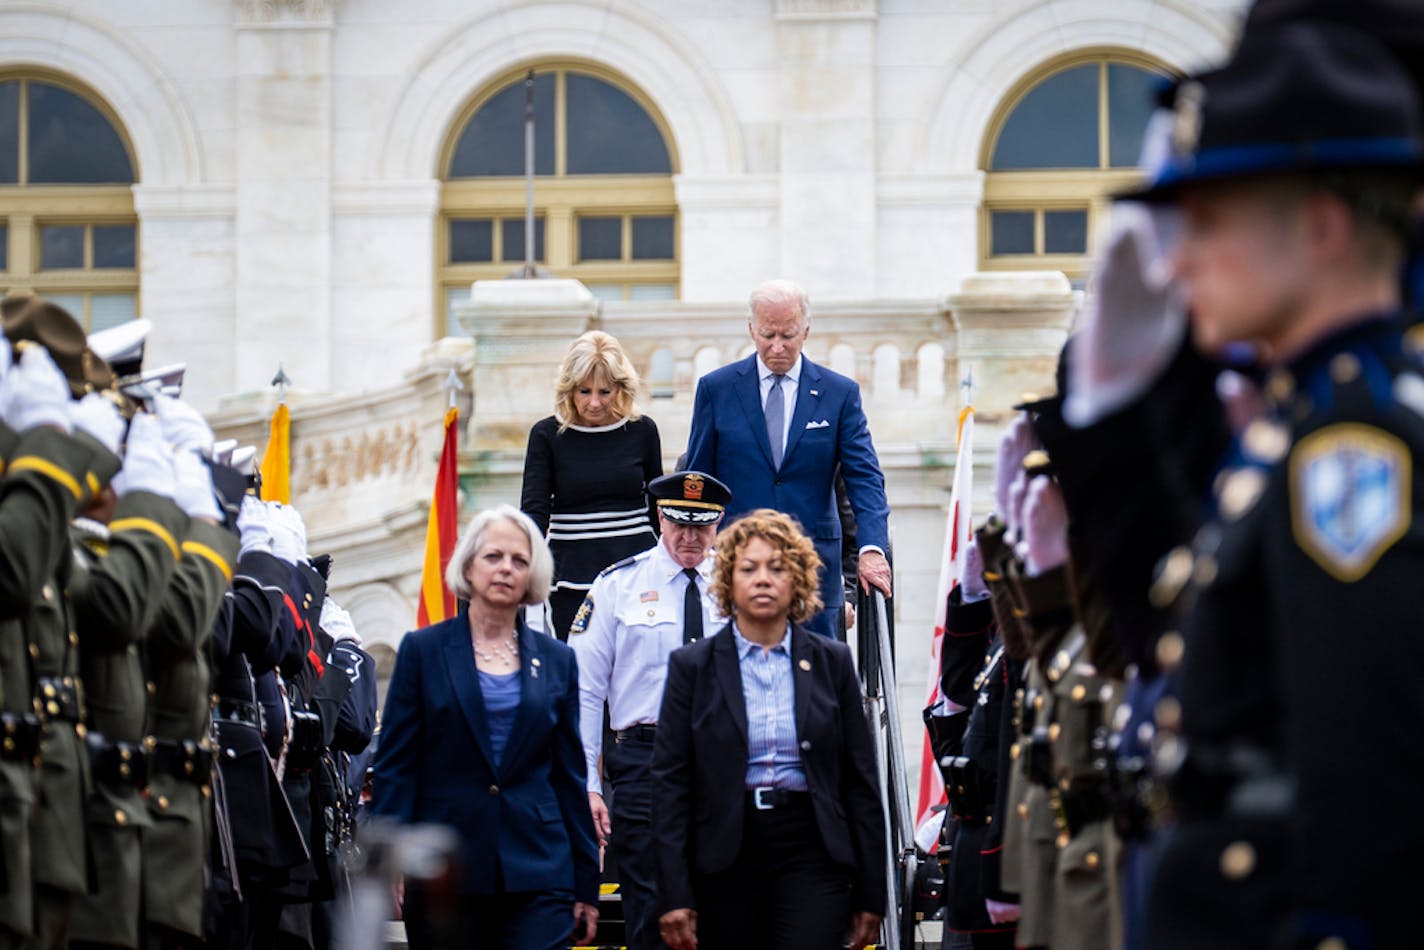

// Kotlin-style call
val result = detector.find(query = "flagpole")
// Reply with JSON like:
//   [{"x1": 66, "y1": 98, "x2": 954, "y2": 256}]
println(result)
[{"x1": 523, "y1": 69, "x2": 536, "y2": 278}]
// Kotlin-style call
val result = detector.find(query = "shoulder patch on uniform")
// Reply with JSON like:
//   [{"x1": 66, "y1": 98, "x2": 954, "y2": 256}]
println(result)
[
  {"x1": 595, "y1": 555, "x2": 639, "y2": 580},
  {"x1": 1290, "y1": 423, "x2": 1410, "y2": 583},
  {"x1": 569, "y1": 594, "x2": 594, "y2": 636}
]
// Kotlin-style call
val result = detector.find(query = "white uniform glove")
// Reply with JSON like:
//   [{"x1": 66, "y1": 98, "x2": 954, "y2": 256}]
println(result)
[
  {"x1": 319, "y1": 597, "x2": 362, "y2": 645},
  {"x1": 0, "y1": 345, "x2": 72, "y2": 433},
  {"x1": 172, "y1": 449, "x2": 221, "y2": 521},
  {"x1": 113, "y1": 413, "x2": 176, "y2": 499},
  {"x1": 994, "y1": 414, "x2": 1040, "y2": 521},
  {"x1": 0, "y1": 337, "x2": 11, "y2": 385},
  {"x1": 1021, "y1": 476, "x2": 1070, "y2": 577},
  {"x1": 1005, "y1": 469, "x2": 1030, "y2": 544},
  {"x1": 269, "y1": 503, "x2": 309, "y2": 565},
  {"x1": 69, "y1": 393, "x2": 125, "y2": 454},
  {"x1": 960, "y1": 537, "x2": 989, "y2": 602},
  {"x1": 153, "y1": 393, "x2": 214, "y2": 453},
  {"x1": 237, "y1": 495, "x2": 274, "y2": 557}
]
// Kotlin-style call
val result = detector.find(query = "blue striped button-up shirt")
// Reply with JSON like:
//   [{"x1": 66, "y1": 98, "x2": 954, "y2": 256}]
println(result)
[{"x1": 733, "y1": 623, "x2": 808, "y2": 791}]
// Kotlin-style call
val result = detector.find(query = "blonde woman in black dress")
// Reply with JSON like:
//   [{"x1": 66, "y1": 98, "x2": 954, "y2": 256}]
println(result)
[{"x1": 521, "y1": 330, "x2": 662, "y2": 640}]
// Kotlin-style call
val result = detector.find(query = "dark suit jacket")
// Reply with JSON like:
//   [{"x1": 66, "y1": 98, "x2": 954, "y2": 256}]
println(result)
[
  {"x1": 651, "y1": 623, "x2": 886, "y2": 916},
  {"x1": 370, "y1": 607, "x2": 599, "y2": 901},
  {"x1": 684, "y1": 355, "x2": 890, "y2": 613}
]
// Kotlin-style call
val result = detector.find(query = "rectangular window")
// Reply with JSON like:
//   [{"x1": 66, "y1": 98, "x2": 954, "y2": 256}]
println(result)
[
  {"x1": 1044, "y1": 209, "x2": 1088, "y2": 254},
  {"x1": 40, "y1": 225, "x2": 84, "y2": 269},
  {"x1": 578, "y1": 216, "x2": 622, "y2": 261},
  {"x1": 0, "y1": 82, "x2": 16, "y2": 184},
  {"x1": 628, "y1": 283, "x2": 677, "y2": 301},
  {"x1": 501, "y1": 217, "x2": 545, "y2": 263},
  {"x1": 450, "y1": 219, "x2": 494, "y2": 263},
  {"x1": 0, "y1": 223, "x2": 7, "y2": 270},
  {"x1": 989, "y1": 211, "x2": 1035, "y2": 255},
  {"x1": 631, "y1": 216, "x2": 674, "y2": 260},
  {"x1": 93, "y1": 224, "x2": 136, "y2": 269},
  {"x1": 89, "y1": 294, "x2": 135, "y2": 332}
]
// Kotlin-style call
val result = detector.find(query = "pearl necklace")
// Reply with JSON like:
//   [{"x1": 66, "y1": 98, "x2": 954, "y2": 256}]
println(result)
[{"x1": 473, "y1": 634, "x2": 519, "y2": 666}]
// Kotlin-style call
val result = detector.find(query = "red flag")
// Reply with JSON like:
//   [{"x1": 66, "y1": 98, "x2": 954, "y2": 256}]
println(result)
[
  {"x1": 417, "y1": 407, "x2": 460, "y2": 627},
  {"x1": 915, "y1": 405, "x2": 975, "y2": 852}
]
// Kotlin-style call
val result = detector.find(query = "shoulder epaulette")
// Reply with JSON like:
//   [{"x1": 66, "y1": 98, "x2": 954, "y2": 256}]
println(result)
[{"x1": 596, "y1": 554, "x2": 641, "y2": 579}]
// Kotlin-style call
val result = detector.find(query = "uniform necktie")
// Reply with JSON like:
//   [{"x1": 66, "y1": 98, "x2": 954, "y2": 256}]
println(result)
[
  {"x1": 766, "y1": 373, "x2": 786, "y2": 469},
  {"x1": 682, "y1": 567, "x2": 703, "y2": 645}
]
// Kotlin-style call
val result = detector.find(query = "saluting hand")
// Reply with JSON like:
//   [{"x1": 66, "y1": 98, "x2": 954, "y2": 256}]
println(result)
[
  {"x1": 659, "y1": 908, "x2": 697, "y2": 950},
  {"x1": 848, "y1": 911, "x2": 882, "y2": 950}
]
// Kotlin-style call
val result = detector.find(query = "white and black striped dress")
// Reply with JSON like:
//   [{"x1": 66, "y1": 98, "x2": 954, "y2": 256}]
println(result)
[{"x1": 520, "y1": 414, "x2": 663, "y2": 637}]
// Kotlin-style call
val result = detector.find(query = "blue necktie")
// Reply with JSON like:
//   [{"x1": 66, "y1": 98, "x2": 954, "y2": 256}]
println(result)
[{"x1": 766, "y1": 374, "x2": 786, "y2": 469}]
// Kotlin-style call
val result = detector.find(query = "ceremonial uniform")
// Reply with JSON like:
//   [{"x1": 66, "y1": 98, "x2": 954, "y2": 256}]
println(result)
[
  {"x1": 1113, "y1": 24, "x2": 1424, "y2": 949},
  {"x1": 570, "y1": 471, "x2": 730, "y2": 950}
]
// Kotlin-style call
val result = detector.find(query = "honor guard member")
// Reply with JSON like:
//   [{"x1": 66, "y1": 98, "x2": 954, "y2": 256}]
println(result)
[
  {"x1": 569, "y1": 471, "x2": 731, "y2": 950},
  {"x1": 1120, "y1": 25, "x2": 1424, "y2": 949}
]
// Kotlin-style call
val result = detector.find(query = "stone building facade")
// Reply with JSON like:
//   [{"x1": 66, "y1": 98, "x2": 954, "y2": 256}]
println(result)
[{"x1": 0, "y1": 0, "x2": 1245, "y2": 774}]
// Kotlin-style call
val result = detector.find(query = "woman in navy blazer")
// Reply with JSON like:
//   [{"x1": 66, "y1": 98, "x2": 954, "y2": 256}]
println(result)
[
  {"x1": 652, "y1": 509, "x2": 885, "y2": 950},
  {"x1": 372, "y1": 505, "x2": 599, "y2": 949}
]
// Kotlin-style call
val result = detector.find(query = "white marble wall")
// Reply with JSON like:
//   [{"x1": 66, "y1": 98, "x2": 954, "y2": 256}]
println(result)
[{"x1": 0, "y1": 0, "x2": 1242, "y2": 411}]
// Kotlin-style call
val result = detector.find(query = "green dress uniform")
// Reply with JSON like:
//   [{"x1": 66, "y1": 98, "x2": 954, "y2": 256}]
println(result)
[
  {"x1": 0, "y1": 426, "x2": 95, "y2": 946},
  {"x1": 64, "y1": 486, "x2": 188, "y2": 950},
  {"x1": 143, "y1": 518, "x2": 237, "y2": 946}
]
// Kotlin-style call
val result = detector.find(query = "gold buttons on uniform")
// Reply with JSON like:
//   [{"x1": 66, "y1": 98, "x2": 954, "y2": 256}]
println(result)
[
  {"x1": 1018, "y1": 803, "x2": 1029, "y2": 819},
  {"x1": 1219, "y1": 841, "x2": 1256, "y2": 879},
  {"x1": 1084, "y1": 852, "x2": 1100, "y2": 870},
  {"x1": 1056, "y1": 833, "x2": 1069, "y2": 849},
  {"x1": 1241, "y1": 419, "x2": 1289, "y2": 464},
  {"x1": 28, "y1": 644, "x2": 38, "y2": 660},
  {"x1": 75, "y1": 724, "x2": 86, "y2": 739},
  {"x1": 1047, "y1": 723, "x2": 1061, "y2": 743},
  {"x1": 1070, "y1": 684, "x2": 1086, "y2": 703},
  {"x1": 156, "y1": 796, "x2": 170, "y2": 811},
  {"x1": 1155, "y1": 696, "x2": 1183, "y2": 733},
  {"x1": 1156, "y1": 632, "x2": 1186, "y2": 671},
  {"x1": 68, "y1": 633, "x2": 78, "y2": 648},
  {"x1": 488, "y1": 785, "x2": 499, "y2": 796},
  {"x1": 45, "y1": 702, "x2": 59, "y2": 717},
  {"x1": 147, "y1": 682, "x2": 157, "y2": 698},
  {"x1": 42, "y1": 684, "x2": 55, "y2": 700},
  {"x1": 1329, "y1": 353, "x2": 1361, "y2": 384},
  {"x1": 114, "y1": 809, "x2": 128, "y2": 826},
  {"x1": 42, "y1": 585, "x2": 53, "y2": 602},
  {"x1": 1010, "y1": 743, "x2": 1021, "y2": 761},
  {"x1": 1218, "y1": 468, "x2": 1268, "y2": 521},
  {"x1": 1150, "y1": 547, "x2": 1194, "y2": 608},
  {"x1": 1033, "y1": 695, "x2": 1045, "y2": 713}
]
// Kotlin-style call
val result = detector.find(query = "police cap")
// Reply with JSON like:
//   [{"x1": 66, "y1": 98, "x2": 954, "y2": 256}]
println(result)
[
  {"x1": 649, "y1": 471, "x2": 731, "y2": 525},
  {"x1": 1122, "y1": 23, "x2": 1424, "y2": 203}
]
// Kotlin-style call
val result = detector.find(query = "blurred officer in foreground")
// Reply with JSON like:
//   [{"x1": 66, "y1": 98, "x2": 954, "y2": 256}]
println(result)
[
  {"x1": 569, "y1": 471, "x2": 730, "y2": 950},
  {"x1": 1113, "y1": 24, "x2": 1424, "y2": 949}
]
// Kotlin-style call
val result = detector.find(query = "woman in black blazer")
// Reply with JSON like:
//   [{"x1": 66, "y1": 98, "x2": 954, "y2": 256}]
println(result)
[
  {"x1": 651, "y1": 509, "x2": 885, "y2": 950},
  {"x1": 371, "y1": 505, "x2": 599, "y2": 950}
]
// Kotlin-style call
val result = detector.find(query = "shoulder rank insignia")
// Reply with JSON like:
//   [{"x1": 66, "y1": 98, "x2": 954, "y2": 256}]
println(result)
[
  {"x1": 595, "y1": 554, "x2": 639, "y2": 579},
  {"x1": 569, "y1": 594, "x2": 594, "y2": 636},
  {"x1": 1290, "y1": 423, "x2": 1410, "y2": 582}
]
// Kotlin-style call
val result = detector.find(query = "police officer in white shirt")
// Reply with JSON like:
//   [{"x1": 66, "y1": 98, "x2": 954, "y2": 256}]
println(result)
[{"x1": 570, "y1": 470, "x2": 731, "y2": 950}]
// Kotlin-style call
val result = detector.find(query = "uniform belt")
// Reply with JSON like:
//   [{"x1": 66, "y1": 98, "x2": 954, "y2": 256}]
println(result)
[
  {"x1": 212, "y1": 698, "x2": 262, "y2": 730},
  {"x1": 34, "y1": 676, "x2": 81, "y2": 724},
  {"x1": 89, "y1": 736, "x2": 151, "y2": 790},
  {"x1": 152, "y1": 738, "x2": 212, "y2": 787},
  {"x1": 614, "y1": 724, "x2": 658, "y2": 743},
  {"x1": 0, "y1": 712, "x2": 41, "y2": 763},
  {"x1": 746, "y1": 787, "x2": 810, "y2": 811}
]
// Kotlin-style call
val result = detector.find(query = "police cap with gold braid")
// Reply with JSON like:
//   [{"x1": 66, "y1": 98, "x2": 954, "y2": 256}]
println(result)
[{"x1": 648, "y1": 471, "x2": 731, "y2": 525}]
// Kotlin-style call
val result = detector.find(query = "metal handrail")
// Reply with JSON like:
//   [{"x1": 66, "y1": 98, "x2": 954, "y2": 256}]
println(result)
[{"x1": 859, "y1": 588, "x2": 917, "y2": 950}]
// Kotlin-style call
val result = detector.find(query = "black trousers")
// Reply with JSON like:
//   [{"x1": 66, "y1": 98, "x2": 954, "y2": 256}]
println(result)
[
  {"x1": 403, "y1": 885, "x2": 575, "y2": 950},
  {"x1": 694, "y1": 795, "x2": 852, "y2": 950},
  {"x1": 605, "y1": 734, "x2": 668, "y2": 950},
  {"x1": 548, "y1": 589, "x2": 585, "y2": 642}
]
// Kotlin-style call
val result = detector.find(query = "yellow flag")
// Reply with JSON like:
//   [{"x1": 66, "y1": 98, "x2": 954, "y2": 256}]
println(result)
[{"x1": 259, "y1": 403, "x2": 291, "y2": 504}]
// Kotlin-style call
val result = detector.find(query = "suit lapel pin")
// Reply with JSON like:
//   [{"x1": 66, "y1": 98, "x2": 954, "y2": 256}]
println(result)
[
  {"x1": 531, "y1": 657, "x2": 540, "y2": 678},
  {"x1": 798, "y1": 659, "x2": 811, "y2": 671},
  {"x1": 809, "y1": 389, "x2": 819, "y2": 397}
]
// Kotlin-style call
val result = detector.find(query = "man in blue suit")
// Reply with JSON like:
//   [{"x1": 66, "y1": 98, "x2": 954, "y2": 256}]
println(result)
[{"x1": 685, "y1": 278, "x2": 892, "y2": 637}]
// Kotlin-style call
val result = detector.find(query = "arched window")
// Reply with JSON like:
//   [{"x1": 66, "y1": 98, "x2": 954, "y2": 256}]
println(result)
[
  {"x1": 0, "y1": 72, "x2": 139, "y2": 331},
  {"x1": 438, "y1": 64, "x2": 679, "y2": 335},
  {"x1": 980, "y1": 52, "x2": 1172, "y2": 284}
]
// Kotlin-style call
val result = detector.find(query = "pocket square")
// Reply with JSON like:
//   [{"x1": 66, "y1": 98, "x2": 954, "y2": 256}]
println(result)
[{"x1": 806, "y1": 420, "x2": 831, "y2": 429}]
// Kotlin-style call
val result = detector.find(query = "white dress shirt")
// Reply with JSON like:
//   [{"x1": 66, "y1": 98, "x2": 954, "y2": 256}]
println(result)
[
  {"x1": 568, "y1": 540, "x2": 727, "y2": 792},
  {"x1": 756, "y1": 353, "x2": 801, "y2": 454}
]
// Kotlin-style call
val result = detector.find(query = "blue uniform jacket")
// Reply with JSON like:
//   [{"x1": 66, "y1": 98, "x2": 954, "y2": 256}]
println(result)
[
  {"x1": 685, "y1": 354, "x2": 890, "y2": 611},
  {"x1": 370, "y1": 607, "x2": 599, "y2": 902}
]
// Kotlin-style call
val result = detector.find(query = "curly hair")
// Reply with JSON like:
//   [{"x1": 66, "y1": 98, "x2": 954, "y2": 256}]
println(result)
[
  {"x1": 711, "y1": 509, "x2": 824, "y2": 624},
  {"x1": 553, "y1": 330, "x2": 642, "y2": 432}
]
